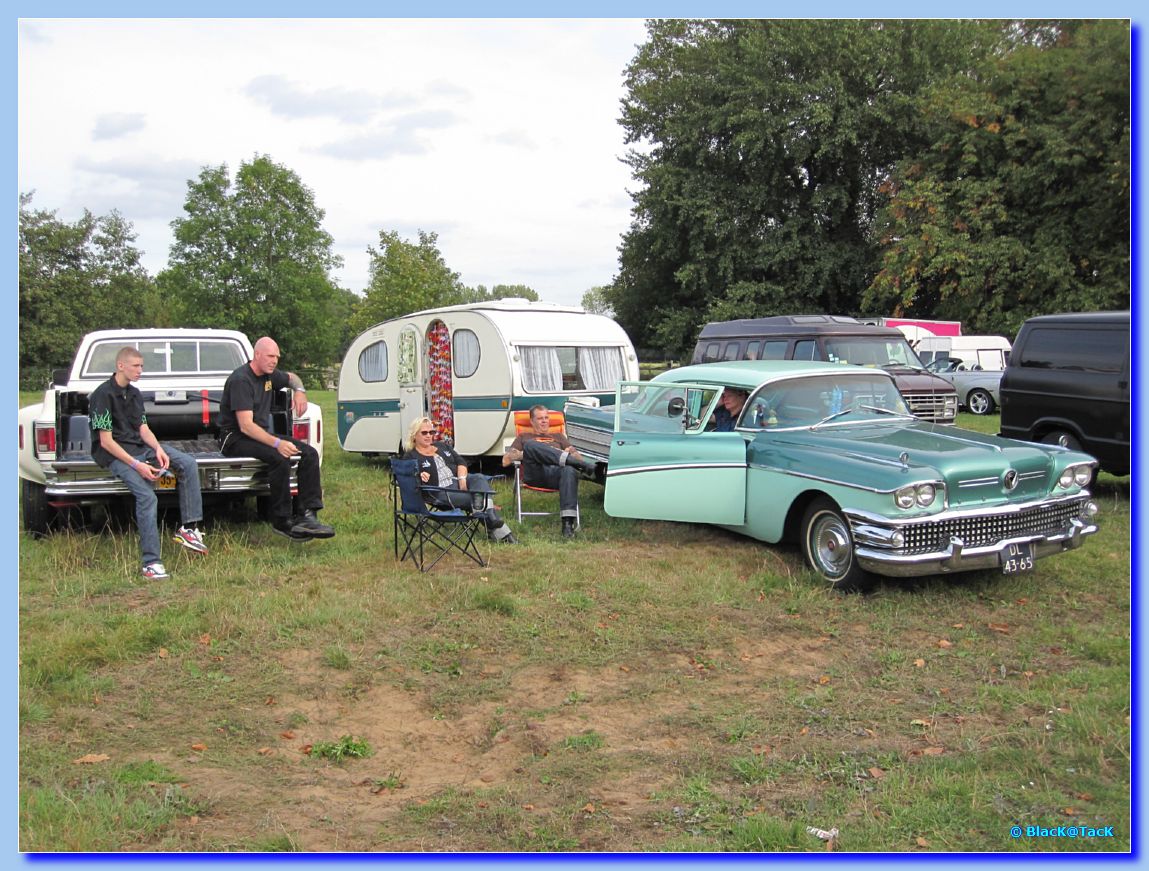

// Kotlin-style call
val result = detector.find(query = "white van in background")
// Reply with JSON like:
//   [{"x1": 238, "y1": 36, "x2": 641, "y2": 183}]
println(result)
[{"x1": 914, "y1": 335, "x2": 1012, "y2": 370}]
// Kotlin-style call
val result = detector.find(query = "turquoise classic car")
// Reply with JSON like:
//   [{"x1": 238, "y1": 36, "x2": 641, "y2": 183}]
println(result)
[{"x1": 563, "y1": 361, "x2": 1099, "y2": 589}]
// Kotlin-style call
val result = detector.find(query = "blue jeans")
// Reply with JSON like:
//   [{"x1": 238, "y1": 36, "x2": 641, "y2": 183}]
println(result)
[
  {"x1": 108, "y1": 445, "x2": 203, "y2": 567},
  {"x1": 521, "y1": 441, "x2": 580, "y2": 518},
  {"x1": 427, "y1": 473, "x2": 513, "y2": 541}
]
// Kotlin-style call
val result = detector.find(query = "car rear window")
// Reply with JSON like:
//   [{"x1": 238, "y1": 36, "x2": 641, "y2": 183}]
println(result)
[{"x1": 82, "y1": 339, "x2": 247, "y2": 377}]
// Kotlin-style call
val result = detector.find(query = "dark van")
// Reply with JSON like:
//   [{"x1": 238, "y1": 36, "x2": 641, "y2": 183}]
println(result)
[
  {"x1": 999, "y1": 311, "x2": 1130, "y2": 476},
  {"x1": 691, "y1": 315, "x2": 958, "y2": 424}
]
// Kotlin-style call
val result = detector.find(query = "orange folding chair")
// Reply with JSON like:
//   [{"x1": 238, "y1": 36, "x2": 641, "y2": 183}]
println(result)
[{"x1": 509, "y1": 410, "x2": 581, "y2": 525}]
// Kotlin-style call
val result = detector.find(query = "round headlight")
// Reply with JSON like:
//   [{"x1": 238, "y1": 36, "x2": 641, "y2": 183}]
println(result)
[
  {"x1": 1074, "y1": 466, "x2": 1092, "y2": 487},
  {"x1": 915, "y1": 483, "x2": 937, "y2": 507},
  {"x1": 895, "y1": 486, "x2": 916, "y2": 509},
  {"x1": 1058, "y1": 468, "x2": 1075, "y2": 489}
]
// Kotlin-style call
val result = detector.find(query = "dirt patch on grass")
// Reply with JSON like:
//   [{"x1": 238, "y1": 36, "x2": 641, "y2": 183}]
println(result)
[{"x1": 123, "y1": 626, "x2": 844, "y2": 850}]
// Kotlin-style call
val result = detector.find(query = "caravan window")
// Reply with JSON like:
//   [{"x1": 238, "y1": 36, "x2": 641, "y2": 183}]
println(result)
[
  {"x1": 519, "y1": 346, "x2": 626, "y2": 393},
  {"x1": 701, "y1": 342, "x2": 721, "y2": 363},
  {"x1": 453, "y1": 329, "x2": 480, "y2": 378},
  {"x1": 358, "y1": 341, "x2": 388, "y2": 382}
]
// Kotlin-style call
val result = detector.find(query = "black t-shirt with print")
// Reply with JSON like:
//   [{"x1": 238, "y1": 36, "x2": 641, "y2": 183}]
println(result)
[
  {"x1": 88, "y1": 376, "x2": 148, "y2": 468},
  {"x1": 219, "y1": 363, "x2": 288, "y2": 439}
]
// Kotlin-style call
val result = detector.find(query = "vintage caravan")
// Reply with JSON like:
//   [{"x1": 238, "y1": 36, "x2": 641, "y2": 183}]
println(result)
[{"x1": 337, "y1": 298, "x2": 639, "y2": 458}]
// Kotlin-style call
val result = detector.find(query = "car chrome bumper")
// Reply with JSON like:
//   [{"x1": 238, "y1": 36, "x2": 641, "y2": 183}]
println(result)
[{"x1": 852, "y1": 516, "x2": 1098, "y2": 577}]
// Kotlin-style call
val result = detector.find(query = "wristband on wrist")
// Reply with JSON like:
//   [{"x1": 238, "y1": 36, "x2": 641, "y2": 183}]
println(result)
[
  {"x1": 273, "y1": 438, "x2": 281, "y2": 449},
  {"x1": 131, "y1": 459, "x2": 139, "y2": 470}
]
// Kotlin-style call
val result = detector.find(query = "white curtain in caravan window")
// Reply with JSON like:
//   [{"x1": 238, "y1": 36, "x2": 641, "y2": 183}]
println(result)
[
  {"x1": 519, "y1": 346, "x2": 563, "y2": 392},
  {"x1": 453, "y1": 329, "x2": 481, "y2": 378},
  {"x1": 578, "y1": 347, "x2": 624, "y2": 390}
]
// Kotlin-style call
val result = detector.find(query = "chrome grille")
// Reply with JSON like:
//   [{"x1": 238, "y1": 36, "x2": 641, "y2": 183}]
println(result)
[
  {"x1": 900, "y1": 498, "x2": 1086, "y2": 553},
  {"x1": 903, "y1": 391, "x2": 956, "y2": 423},
  {"x1": 565, "y1": 422, "x2": 612, "y2": 459}
]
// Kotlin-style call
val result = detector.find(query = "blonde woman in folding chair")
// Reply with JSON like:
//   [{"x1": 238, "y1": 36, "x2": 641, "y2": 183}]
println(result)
[
  {"x1": 402, "y1": 417, "x2": 518, "y2": 544},
  {"x1": 501, "y1": 405, "x2": 596, "y2": 539}
]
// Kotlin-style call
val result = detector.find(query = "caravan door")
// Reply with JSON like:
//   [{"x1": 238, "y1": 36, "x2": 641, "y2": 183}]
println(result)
[
  {"x1": 397, "y1": 325, "x2": 426, "y2": 448},
  {"x1": 425, "y1": 319, "x2": 456, "y2": 444}
]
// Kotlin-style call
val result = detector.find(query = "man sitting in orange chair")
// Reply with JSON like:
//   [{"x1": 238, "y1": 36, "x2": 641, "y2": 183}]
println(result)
[{"x1": 502, "y1": 405, "x2": 596, "y2": 539}]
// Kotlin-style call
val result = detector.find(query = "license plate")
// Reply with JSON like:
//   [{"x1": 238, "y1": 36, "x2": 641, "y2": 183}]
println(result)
[
  {"x1": 155, "y1": 472, "x2": 178, "y2": 490},
  {"x1": 1002, "y1": 541, "x2": 1034, "y2": 574}
]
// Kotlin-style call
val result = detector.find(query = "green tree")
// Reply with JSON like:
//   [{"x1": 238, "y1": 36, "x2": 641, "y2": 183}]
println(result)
[
  {"x1": 19, "y1": 193, "x2": 160, "y2": 387},
  {"x1": 463, "y1": 283, "x2": 540, "y2": 304},
  {"x1": 609, "y1": 19, "x2": 999, "y2": 357},
  {"x1": 864, "y1": 20, "x2": 1131, "y2": 336},
  {"x1": 488, "y1": 284, "x2": 539, "y2": 301},
  {"x1": 158, "y1": 155, "x2": 346, "y2": 366},
  {"x1": 580, "y1": 285, "x2": 614, "y2": 316},
  {"x1": 351, "y1": 230, "x2": 472, "y2": 331}
]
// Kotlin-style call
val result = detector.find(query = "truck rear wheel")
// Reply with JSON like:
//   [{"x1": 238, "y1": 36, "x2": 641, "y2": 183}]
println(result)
[{"x1": 21, "y1": 479, "x2": 53, "y2": 538}]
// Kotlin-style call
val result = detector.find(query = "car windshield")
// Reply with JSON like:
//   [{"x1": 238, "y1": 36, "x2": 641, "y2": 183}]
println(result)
[
  {"x1": 741, "y1": 375, "x2": 910, "y2": 429},
  {"x1": 823, "y1": 337, "x2": 924, "y2": 370}
]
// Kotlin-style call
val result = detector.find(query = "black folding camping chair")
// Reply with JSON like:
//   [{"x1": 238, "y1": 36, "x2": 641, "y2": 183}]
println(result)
[{"x1": 391, "y1": 458, "x2": 488, "y2": 572}]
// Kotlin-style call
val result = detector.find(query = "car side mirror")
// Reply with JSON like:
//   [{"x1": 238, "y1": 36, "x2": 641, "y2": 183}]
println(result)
[{"x1": 667, "y1": 397, "x2": 685, "y2": 417}]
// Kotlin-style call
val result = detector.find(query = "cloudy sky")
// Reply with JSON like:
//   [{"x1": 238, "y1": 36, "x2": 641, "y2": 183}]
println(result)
[{"x1": 17, "y1": 18, "x2": 650, "y2": 307}]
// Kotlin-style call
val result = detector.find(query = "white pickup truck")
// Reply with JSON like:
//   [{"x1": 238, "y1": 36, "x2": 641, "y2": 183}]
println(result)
[{"x1": 18, "y1": 328, "x2": 324, "y2": 536}]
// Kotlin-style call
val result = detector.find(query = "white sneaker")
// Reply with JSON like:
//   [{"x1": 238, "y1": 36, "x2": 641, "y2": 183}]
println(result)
[
  {"x1": 173, "y1": 526, "x2": 208, "y2": 554},
  {"x1": 141, "y1": 562, "x2": 170, "y2": 580}
]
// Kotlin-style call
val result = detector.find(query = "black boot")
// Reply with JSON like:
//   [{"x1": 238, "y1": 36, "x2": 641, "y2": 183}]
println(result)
[
  {"x1": 561, "y1": 517, "x2": 577, "y2": 539},
  {"x1": 292, "y1": 509, "x2": 335, "y2": 539}
]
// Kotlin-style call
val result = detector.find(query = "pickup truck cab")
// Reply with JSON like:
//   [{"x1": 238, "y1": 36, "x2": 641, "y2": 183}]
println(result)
[{"x1": 18, "y1": 328, "x2": 324, "y2": 535}]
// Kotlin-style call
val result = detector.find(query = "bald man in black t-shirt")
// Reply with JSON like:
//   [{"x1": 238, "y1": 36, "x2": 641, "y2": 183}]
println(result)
[{"x1": 220, "y1": 337, "x2": 334, "y2": 541}]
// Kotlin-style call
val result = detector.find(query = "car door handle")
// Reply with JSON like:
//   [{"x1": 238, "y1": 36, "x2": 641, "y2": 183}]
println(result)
[{"x1": 616, "y1": 439, "x2": 641, "y2": 446}]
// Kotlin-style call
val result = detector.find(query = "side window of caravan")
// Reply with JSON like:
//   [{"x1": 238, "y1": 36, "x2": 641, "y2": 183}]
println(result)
[
  {"x1": 453, "y1": 329, "x2": 480, "y2": 378},
  {"x1": 519, "y1": 346, "x2": 625, "y2": 392},
  {"x1": 701, "y1": 342, "x2": 721, "y2": 363},
  {"x1": 743, "y1": 341, "x2": 761, "y2": 360},
  {"x1": 358, "y1": 341, "x2": 388, "y2": 382},
  {"x1": 722, "y1": 342, "x2": 741, "y2": 361}
]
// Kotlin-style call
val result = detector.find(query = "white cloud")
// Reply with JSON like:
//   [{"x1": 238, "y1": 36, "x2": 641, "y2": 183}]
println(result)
[
  {"x1": 92, "y1": 112, "x2": 146, "y2": 140},
  {"x1": 18, "y1": 18, "x2": 648, "y2": 306}
]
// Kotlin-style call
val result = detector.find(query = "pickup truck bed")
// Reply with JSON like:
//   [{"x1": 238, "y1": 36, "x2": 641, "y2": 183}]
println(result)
[{"x1": 19, "y1": 329, "x2": 322, "y2": 536}]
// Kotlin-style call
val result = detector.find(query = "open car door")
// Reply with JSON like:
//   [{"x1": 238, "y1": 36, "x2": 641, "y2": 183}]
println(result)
[{"x1": 603, "y1": 381, "x2": 747, "y2": 525}]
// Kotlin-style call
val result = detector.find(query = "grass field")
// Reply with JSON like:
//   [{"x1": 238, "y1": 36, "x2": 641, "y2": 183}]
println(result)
[{"x1": 18, "y1": 391, "x2": 1131, "y2": 852}]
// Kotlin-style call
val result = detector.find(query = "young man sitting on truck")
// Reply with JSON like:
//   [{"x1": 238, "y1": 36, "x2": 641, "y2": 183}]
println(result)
[
  {"x1": 89, "y1": 346, "x2": 209, "y2": 580},
  {"x1": 219, "y1": 336, "x2": 335, "y2": 542}
]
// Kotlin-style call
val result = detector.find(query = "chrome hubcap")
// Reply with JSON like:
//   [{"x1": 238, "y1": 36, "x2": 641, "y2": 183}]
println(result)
[{"x1": 811, "y1": 512, "x2": 852, "y2": 579}]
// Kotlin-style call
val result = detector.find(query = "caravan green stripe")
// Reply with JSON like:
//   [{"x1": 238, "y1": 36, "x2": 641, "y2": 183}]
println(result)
[
  {"x1": 336, "y1": 399, "x2": 401, "y2": 442},
  {"x1": 337, "y1": 394, "x2": 617, "y2": 441}
]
